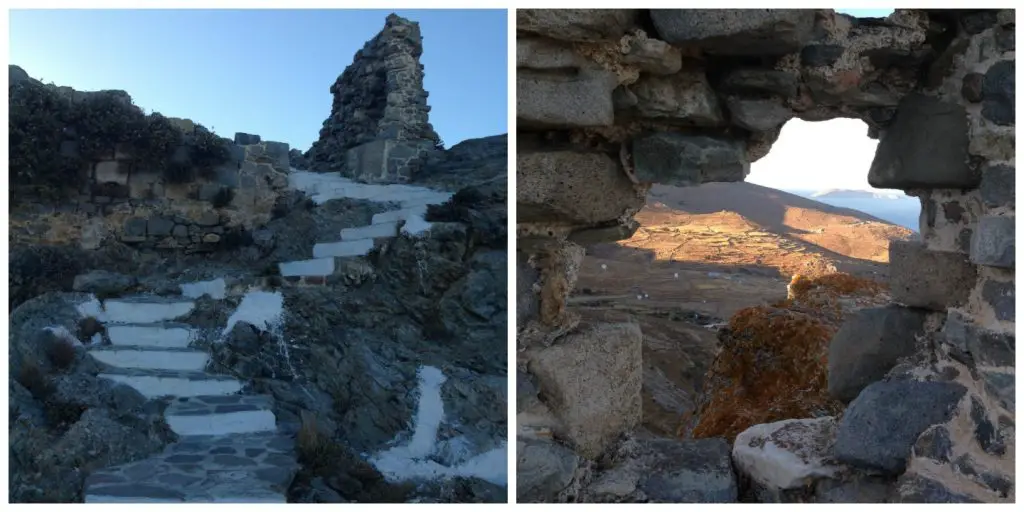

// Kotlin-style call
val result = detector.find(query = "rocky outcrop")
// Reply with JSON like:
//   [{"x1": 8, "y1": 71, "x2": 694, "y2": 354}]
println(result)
[
  {"x1": 516, "y1": 8, "x2": 1015, "y2": 503},
  {"x1": 307, "y1": 14, "x2": 441, "y2": 182}
]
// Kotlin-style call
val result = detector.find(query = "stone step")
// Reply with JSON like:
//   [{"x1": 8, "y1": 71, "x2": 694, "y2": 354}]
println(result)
[
  {"x1": 278, "y1": 257, "x2": 334, "y2": 277},
  {"x1": 103, "y1": 296, "x2": 196, "y2": 324},
  {"x1": 98, "y1": 368, "x2": 242, "y2": 399},
  {"x1": 372, "y1": 205, "x2": 428, "y2": 224},
  {"x1": 312, "y1": 238, "x2": 374, "y2": 259},
  {"x1": 165, "y1": 395, "x2": 277, "y2": 436},
  {"x1": 89, "y1": 346, "x2": 209, "y2": 372},
  {"x1": 107, "y1": 322, "x2": 195, "y2": 349},
  {"x1": 84, "y1": 432, "x2": 298, "y2": 503},
  {"x1": 340, "y1": 221, "x2": 398, "y2": 241}
]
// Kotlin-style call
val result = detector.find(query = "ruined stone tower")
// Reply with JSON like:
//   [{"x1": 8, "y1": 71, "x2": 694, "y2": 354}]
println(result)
[{"x1": 308, "y1": 13, "x2": 441, "y2": 183}]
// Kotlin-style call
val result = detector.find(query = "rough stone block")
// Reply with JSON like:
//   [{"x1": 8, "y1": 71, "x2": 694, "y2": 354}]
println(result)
[
  {"x1": 234, "y1": 132, "x2": 261, "y2": 145},
  {"x1": 632, "y1": 132, "x2": 749, "y2": 186},
  {"x1": 517, "y1": 438, "x2": 580, "y2": 502},
  {"x1": 733, "y1": 417, "x2": 840, "y2": 493},
  {"x1": 598, "y1": 437, "x2": 737, "y2": 503},
  {"x1": 650, "y1": 9, "x2": 816, "y2": 55},
  {"x1": 979, "y1": 163, "x2": 1014, "y2": 208},
  {"x1": 828, "y1": 306, "x2": 928, "y2": 403},
  {"x1": 517, "y1": 9, "x2": 637, "y2": 42},
  {"x1": 981, "y1": 60, "x2": 1014, "y2": 127},
  {"x1": 725, "y1": 97, "x2": 793, "y2": 132},
  {"x1": 621, "y1": 36, "x2": 682, "y2": 75},
  {"x1": 943, "y1": 311, "x2": 1015, "y2": 368},
  {"x1": 970, "y1": 215, "x2": 1015, "y2": 269},
  {"x1": 127, "y1": 170, "x2": 160, "y2": 200},
  {"x1": 94, "y1": 161, "x2": 129, "y2": 186},
  {"x1": 517, "y1": 38, "x2": 582, "y2": 69},
  {"x1": 834, "y1": 380, "x2": 966, "y2": 475},
  {"x1": 980, "y1": 370, "x2": 1014, "y2": 413},
  {"x1": 868, "y1": 94, "x2": 975, "y2": 189},
  {"x1": 123, "y1": 218, "x2": 148, "y2": 238},
  {"x1": 517, "y1": 69, "x2": 617, "y2": 127},
  {"x1": 981, "y1": 279, "x2": 1014, "y2": 322},
  {"x1": 720, "y1": 68, "x2": 799, "y2": 97},
  {"x1": 197, "y1": 183, "x2": 225, "y2": 202},
  {"x1": 518, "y1": 149, "x2": 645, "y2": 225},
  {"x1": 147, "y1": 217, "x2": 175, "y2": 237},
  {"x1": 631, "y1": 72, "x2": 724, "y2": 125},
  {"x1": 526, "y1": 322, "x2": 643, "y2": 459},
  {"x1": 889, "y1": 240, "x2": 976, "y2": 311}
]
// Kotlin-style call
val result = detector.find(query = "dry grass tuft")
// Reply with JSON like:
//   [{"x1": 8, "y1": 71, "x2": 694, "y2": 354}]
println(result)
[
  {"x1": 684, "y1": 272, "x2": 888, "y2": 442},
  {"x1": 296, "y1": 410, "x2": 344, "y2": 474}
]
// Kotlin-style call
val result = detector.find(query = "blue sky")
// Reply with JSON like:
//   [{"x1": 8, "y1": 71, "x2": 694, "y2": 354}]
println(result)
[{"x1": 9, "y1": 9, "x2": 508, "y2": 150}]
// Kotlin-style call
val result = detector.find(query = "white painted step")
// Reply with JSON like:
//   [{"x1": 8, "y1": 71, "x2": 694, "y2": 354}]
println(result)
[
  {"x1": 164, "y1": 395, "x2": 277, "y2": 436},
  {"x1": 313, "y1": 238, "x2": 374, "y2": 258},
  {"x1": 107, "y1": 322, "x2": 195, "y2": 349},
  {"x1": 103, "y1": 297, "x2": 196, "y2": 324},
  {"x1": 99, "y1": 369, "x2": 242, "y2": 399},
  {"x1": 89, "y1": 346, "x2": 209, "y2": 371},
  {"x1": 278, "y1": 257, "x2": 334, "y2": 277},
  {"x1": 340, "y1": 221, "x2": 398, "y2": 241},
  {"x1": 372, "y1": 205, "x2": 427, "y2": 224}
]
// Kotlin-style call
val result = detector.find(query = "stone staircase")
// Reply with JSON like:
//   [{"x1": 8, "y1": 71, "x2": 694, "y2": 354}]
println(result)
[
  {"x1": 278, "y1": 170, "x2": 453, "y2": 285},
  {"x1": 81, "y1": 295, "x2": 297, "y2": 503}
]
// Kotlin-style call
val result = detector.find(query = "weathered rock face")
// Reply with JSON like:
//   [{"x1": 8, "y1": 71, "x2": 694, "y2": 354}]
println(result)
[
  {"x1": 516, "y1": 8, "x2": 1015, "y2": 504},
  {"x1": 307, "y1": 14, "x2": 440, "y2": 181}
]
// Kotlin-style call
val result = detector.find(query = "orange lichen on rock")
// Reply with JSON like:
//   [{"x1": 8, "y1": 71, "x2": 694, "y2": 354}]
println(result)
[{"x1": 684, "y1": 272, "x2": 888, "y2": 442}]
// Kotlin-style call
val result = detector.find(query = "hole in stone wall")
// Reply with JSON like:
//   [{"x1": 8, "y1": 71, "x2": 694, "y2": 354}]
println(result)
[{"x1": 572, "y1": 117, "x2": 922, "y2": 441}]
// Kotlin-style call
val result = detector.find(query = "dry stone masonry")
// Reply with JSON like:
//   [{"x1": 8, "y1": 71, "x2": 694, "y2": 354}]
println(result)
[
  {"x1": 516, "y1": 8, "x2": 1014, "y2": 503},
  {"x1": 307, "y1": 13, "x2": 442, "y2": 182}
]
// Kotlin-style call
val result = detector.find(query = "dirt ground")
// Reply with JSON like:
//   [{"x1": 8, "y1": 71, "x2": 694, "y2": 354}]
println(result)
[{"x1": 571, "y1": 182, "x2": 917, "y2": 436}]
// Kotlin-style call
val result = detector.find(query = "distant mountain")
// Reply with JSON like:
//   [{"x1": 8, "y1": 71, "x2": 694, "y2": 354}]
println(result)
[{"x1": 811, "y1": 188, "x2": 905, "y2": 200}]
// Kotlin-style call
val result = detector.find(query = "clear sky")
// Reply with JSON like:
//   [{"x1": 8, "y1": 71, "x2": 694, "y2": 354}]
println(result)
[
  {"x1": 747, "y1": 8, "x2": 896, "y2": 193},
  {"x1": 9, "y1": 9, "x2": 508, "y2": 151}
]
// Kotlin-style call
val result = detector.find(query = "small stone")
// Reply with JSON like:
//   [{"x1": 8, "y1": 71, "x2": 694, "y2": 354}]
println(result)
[
  {"x1": 969, "y1": 396, "x2": 1004, "y2": 456},
  {"x1": 981, "y1": 279, "x2": 1014, "y2": 322},
  {"x1": 202, "y1": 233, "x2": 221, "y2": 244},
  {"x1": 981, "y1": 60, "x2": 1014, "y2": 126},
  {"x1": 196, "y1": 210, "x2": 221, "y2": 227},
  {"x1": 970, "y1": 215, "x2": 1015, "y2": 268},
  {"x1": 516, "y1": 439, "x2": 579, "y2": 503},
  {"x1": 147, "y1": 216, "x2": 175, "y2": 237},
  {"x1": 834, "y1": 380, "x2": 966, "y2": 475},
  {"x1": 893, "y1": 474, "x2": 981, "y2": 503},
  {"x1": 631, "y1": 72, "x2": 724, "y2": 125},
  {"x1": 123, "y1": 217, "x2": 148, "y2": 238},
  {"x1": 172, "y1": 225, "x2": 188, "y2": 238},
  {"x1": 962, "y1": 73, "x2": 984, "y2": 102},
  {"x1": 979, "y1": 163, "x2": 1015, "y2": 208},
  {"x1": 913, "y1": 425, "x2": 952, "y2": 463},
  {"x1": 980, "y1": 370, "x2": 1014, "y2": 414}
]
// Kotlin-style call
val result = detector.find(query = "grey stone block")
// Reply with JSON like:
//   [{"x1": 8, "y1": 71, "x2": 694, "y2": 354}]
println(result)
[
  {"x1": 889, "y1": 240, "x2": 976, "y2": 311},
  {"x1": 651, "y1": 9, "x2": 816, "y2": 55},
  {"x1": 979, "y1": 163, "x2": 1014, "y2": 208},
  {"x1": 632, "y1": 132, "x2": 749, "y2": 186},
  {"x1": 198, "y1": 183, "x2": 225, "y2": 202},
  {"x1": 516, "y1": 439, "x2": 580, "y2": 503},
  {"x1": 517, "y1": 9, "x2": 637, "y2": 42},
  {"x1": 828, "y1": 306, "x2": 928, "y2": 403},
  {"x1": 981, "y1": 279, "x2": 1014, "y2": 322},
  {"x1": 981, "y1": 60, "x2": 1014, "y2": 126},
  {"x1": 970, "y1": 215, "x2": 1015, "y2": 269},
  {"x1": 868, "y1": 94, "x2": 976, "y2": 189},
  {"x1": 147, "y1": 217, "x2": 175, "y2": 237},
  {"x1": 834, "y1": 380, "x2": 966, "y2": 475},
  {"x1": 123, "y1": 218, "x2": 147, "y2": 238},
  {"x1": 517, "y1": 69, "x2": 617, "y2": 127},
  {"x1": 635, "y1": 437, "x2": 738, "y2": 503}
]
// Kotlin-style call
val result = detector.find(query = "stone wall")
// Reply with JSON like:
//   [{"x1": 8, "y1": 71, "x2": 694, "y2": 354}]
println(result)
[
  {"x1": 516, "y1": 9, "x2": 1014, "y2": 503},
  {"x1": 307, "y1": 13, "x2": 441, "y2": 183}
]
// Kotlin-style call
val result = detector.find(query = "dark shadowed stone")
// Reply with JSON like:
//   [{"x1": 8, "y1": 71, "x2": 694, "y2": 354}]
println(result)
[
  {"x1": 87, "y1": 484, "x2": 185, "y2": 500},
  {"x1": 568, "y1": 219, "x2": 640, "y2": 245},
  {"x1": 828, "y1": 305, "x2": 928, "y2": 402},
  {"x1": 913, "y1": 426, "x2": 952, "y2": 462},
  {"x1": 631, "y1": 72, "x2": 724, "y2": 125},
  {"x1": 970, "y1": 215, "x2": 1015, "y2": 268},
  {"x1": 981, "y1": 60, "x2": 1014, "y2": 126},
  {"x1": 632, "y1": 132, "x2": 748, "y2": 187},
  {"x1": 888, "y1": 240, "x2": 976, "y2": 311},
  {"x1": 942, "y1": 310, "x2": 1015, "y2": 367},
  {"x1": 834, "y1": 380, "x2": 966, "y2": 474},
  {"x1": 720, "y1": 69, "x2": 799, "y2": 97},
  {"x1": 813, "y1": 475, "x2": 893, "y2": 503},
  {"x1": 894, "y1": 474, "x2": 981, "y2": 503},
  {"x1": 246, "y1": 448, "x2": 266, "y2": 458},
  {"x1": 517, "y1": 438, "x2": 579, "y2": 503},
  {"x1": 516, "y1": 9, "x2": 637, "y2": 42},
  {"x1": 969, "y1": 396, "x2": 1004, "y2": 456},
  {"x1": 994, "y1": 24, "x2": 1014, "y2": 51},
  {"x1": 633, "y1": 437, "x2": 738, "y2": 503},
  {"x1": 73, "y1": 270, "x2": 137, "y2": 295},
  {"x1": 957, "y1": 229, "x2": 973, "y2": 253},
  {"x1": 210, "y1": 446, "x2": 236, "y2": 454},
  {"x1": 147, "y1": 217, "x2": 175, "y2": 237},
  {"x1": 212, "y1": 454, "x2": 257, "y2": 466},
  {"x1": 961, "y1": 11, "x2": 999, "y2": 34},
  {"x1": 725, "y1": 97, "x2": 793, "y2": 132},
  {"x1": 981, "y1": 370, "x2": 1014, "y2": 414},
  {"x1": 801, "y1": 44, "x2": 845, "y2": 66},
  {"x1": 979, "y1": 163, "x2": 1015, "y2": 208},
  {"x1": 868, "y1": 94, "x2": 975, "y2": 189},
  {"x1": 942, "y1": 201, "x2": 965, "y2": 223},
  {"x1": 650, "y1": 9, "x2": 816, "y2": 55},
  {"x1": 198, "y1": 182, "x2": 225, "y2": 202},
  {"x1": 164, "y1": 454, "x2": 204, "y2": 464},
  {"x1": 124, "y1": 217, "x2": 148, "y2": 238},
  {"x1": 981, "y1": 279, "x2": 1014, "y2": 322},
  {"x1": 962, "y1": 72, "x2": 984, "y2": 102},
  {"x1": 234, "y1": 132, "x2": 261, "y2": 145}
]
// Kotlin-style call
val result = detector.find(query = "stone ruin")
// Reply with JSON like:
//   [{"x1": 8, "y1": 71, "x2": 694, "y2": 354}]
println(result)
[
  {"x1": 516, "y1": 9, "x2": 1014, "y2": 503},
  {"x1": 307, "y1": 13, "x2": 442, "y2": 183}
]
